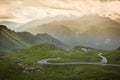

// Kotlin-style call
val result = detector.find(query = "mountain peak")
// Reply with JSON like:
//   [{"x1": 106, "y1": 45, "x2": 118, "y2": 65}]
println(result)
[{"x1": 0, "y1": 25, "x2": 8, "y2": 30}]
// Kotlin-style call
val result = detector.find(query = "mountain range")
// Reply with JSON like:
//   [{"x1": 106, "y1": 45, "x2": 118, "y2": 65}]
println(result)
[
  {"x1": 17, "y1": 15, "x2": 120, "y2": 50},
  {"x1": 0, "y1": 25, "x2": 69, "y2": 54}
]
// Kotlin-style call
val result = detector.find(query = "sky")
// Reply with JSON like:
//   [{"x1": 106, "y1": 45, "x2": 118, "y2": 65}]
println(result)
[{"x1": 0, "y1": 0, "x2": 120, "y2": 23}]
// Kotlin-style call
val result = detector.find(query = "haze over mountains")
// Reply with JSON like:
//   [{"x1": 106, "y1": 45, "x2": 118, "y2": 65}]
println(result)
[
  {"x1": 17, "y1": 15, "x2": 120, "y2": 50},
  {"x1": 0, "y1": 0, "x2": 120, "y2": 51}
]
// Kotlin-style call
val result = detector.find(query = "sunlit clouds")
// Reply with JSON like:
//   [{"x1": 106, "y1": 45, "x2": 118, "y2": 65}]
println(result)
[{"x1": 0, "y1": 0, "x2": 120, "y2": 23}]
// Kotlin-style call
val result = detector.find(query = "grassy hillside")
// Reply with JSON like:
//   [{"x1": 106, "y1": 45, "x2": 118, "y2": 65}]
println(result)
[{"x1": 0, "y1": 43, "x2": 120, "y2": 80}]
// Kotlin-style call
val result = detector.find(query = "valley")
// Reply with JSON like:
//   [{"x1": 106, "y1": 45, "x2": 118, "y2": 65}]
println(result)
[{"x1": 0, "y1": 43, "x2": 120, "y2": 80}]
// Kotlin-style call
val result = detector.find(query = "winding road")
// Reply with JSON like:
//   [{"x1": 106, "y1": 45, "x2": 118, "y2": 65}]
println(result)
[{"x1": 37, "y1": 53, "x2": 120, "y2": 67}]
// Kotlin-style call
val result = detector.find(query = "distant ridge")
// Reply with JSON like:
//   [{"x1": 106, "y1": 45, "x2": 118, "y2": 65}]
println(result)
[{"x1": 18, "y1": 14, "x2": 120, "y2": 50}]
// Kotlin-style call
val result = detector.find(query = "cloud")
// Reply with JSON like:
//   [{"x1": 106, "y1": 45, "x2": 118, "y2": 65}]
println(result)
[{"x1": 0, "y1": 0, "x2": 120, "y2": 23}]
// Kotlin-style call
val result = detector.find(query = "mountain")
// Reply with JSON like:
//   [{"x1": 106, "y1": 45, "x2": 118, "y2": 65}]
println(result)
[
  {"x1": 0, "y1": 25, "x2": 69, "y2": 54},
  {"x1": 18, "y1": 15, "x2": 120, "y2": 50}
]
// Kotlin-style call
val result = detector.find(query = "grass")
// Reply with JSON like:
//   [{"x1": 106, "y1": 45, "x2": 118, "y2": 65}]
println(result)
[{"x1": 0, "y1": 43, "x2": 120, "y2": 80}]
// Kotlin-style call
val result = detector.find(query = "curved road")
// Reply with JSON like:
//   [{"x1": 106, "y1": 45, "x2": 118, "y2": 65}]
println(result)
[
  {"x1": 37, "y1": 53, "x2": 120, "y2": 67},
  {"x1": 98, "y1": 52, "x2": 107, "y2": 64}
]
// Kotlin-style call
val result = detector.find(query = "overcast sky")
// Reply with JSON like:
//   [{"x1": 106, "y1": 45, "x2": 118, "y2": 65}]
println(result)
[{"x1": 0, "y1": 0, "x2": 120, "y2": 23}]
